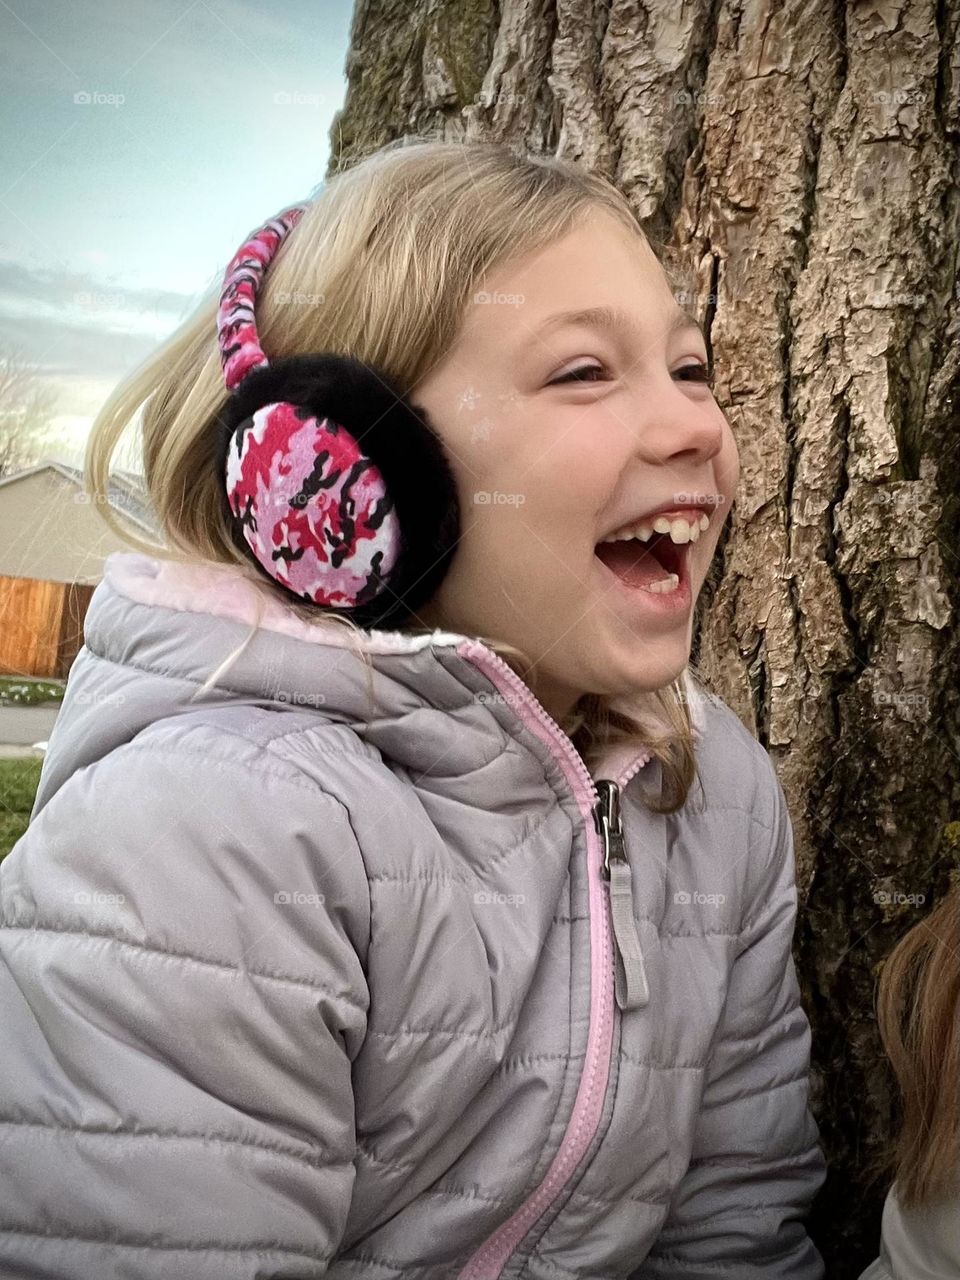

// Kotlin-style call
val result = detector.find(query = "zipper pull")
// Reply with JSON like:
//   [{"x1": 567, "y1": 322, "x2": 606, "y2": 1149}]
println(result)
[{"x1": 594, "y1": 779, "x2": 649, "y2": 1010}]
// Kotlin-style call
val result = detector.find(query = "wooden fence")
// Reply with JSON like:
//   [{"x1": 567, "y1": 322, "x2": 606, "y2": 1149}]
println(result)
[{"x1": 0, "y1": 575, "x2": 95, "y2": 679}]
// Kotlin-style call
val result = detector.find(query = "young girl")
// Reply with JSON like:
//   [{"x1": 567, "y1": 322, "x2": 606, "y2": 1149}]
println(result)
[
  {"x1": 0, "y1": 139, "x2": 827, "y2": 1278},
  {"x1": 858, "y1": 886, "x2": 960, "y2": 1278}
]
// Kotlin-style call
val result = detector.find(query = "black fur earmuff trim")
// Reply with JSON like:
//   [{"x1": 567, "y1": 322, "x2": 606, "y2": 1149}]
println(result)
[{"x1": 214, "y1": 352, "x2": 461, "y2": 629}]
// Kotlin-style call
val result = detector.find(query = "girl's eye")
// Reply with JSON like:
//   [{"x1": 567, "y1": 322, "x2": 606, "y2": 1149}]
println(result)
[
  {"x1": 549, "y1": 363, "x2": 607, "y2": 385},
  {"x1": 675, "y1": 360, "x2": 715, "y2": 387},
  {"x1": 549, "y1": 360, "x2": 716, "y2": 388}
]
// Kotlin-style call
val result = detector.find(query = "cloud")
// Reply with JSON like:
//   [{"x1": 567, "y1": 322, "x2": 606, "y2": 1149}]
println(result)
[
  {"x1": 0, "y1": 258, "x2": 197, "y2": 322},
  {"x1": 0, "y1": 307, "x2": 176, "y2": 381},
  {"x1": 0, "y1": 258, "x2": 206, "y2": 379}
]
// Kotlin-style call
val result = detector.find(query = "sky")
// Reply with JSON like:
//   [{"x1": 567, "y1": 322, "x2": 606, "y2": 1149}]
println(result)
[{"x1": 0, "y1": 0, "x2": 355, "y2": 470}]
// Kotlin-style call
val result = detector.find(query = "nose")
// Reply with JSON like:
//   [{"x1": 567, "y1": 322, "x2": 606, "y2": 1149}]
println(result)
[{"x1": 627, "y1": 378, "x2": 726, "y2": 467}]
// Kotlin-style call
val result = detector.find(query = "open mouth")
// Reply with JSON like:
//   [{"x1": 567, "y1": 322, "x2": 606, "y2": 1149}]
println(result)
[{"x1": 593, "y1": 532, "x2": 690, "y2": 593}]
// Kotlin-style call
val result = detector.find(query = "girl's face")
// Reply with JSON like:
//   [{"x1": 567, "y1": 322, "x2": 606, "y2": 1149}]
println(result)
[{"x1": 413, "y1": 208, "x2": 739, "y2": 723}]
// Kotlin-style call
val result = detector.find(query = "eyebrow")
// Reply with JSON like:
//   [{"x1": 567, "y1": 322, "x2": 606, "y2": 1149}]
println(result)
[{"x1": 535, "y1": 304, "x2": 704, "y2": 342}]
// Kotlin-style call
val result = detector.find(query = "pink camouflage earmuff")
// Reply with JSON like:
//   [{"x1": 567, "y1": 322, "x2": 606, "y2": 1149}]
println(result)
[{"x1": 214, "y1": 205, "x2": 461, "y2": 629}]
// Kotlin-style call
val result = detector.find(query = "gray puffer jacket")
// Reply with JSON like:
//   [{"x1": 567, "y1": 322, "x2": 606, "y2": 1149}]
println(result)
[{"x1": 0, "y1": 551, "x2": 827, "y2": 1280}]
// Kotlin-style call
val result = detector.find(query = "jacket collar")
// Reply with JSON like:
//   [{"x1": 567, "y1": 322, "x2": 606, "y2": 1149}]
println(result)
[{"x1": 94, "y1": 552, "x2": 698, "y2": 786}]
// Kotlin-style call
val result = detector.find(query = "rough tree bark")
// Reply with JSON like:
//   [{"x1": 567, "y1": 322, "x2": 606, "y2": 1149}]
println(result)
[{"x1": 329, "y1": 2, "x2": 960, "y2": 1275}]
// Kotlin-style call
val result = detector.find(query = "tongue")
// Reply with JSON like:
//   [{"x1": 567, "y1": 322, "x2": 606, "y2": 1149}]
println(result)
[{"x1": 595, "y1": 538, "x2": 671, "y2": 589}]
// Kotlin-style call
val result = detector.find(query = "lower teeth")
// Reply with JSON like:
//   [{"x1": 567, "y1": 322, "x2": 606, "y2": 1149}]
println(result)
[{"x1": 642, "y1": 572, "x2": 680, "y2": 595}]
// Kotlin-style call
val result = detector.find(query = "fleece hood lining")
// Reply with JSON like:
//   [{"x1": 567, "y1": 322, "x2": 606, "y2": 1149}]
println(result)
[
  {"x1": 101, "y1": 553, "x2": 706, "y2": 750},
  {"x1": 105, "y1": 553, "x2": 468, "y2": 655}
]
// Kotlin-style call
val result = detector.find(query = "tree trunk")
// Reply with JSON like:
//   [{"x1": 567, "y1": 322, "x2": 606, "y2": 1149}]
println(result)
[{"x1": 330, "y1": 2, "x2": 960, "y2": 1273}]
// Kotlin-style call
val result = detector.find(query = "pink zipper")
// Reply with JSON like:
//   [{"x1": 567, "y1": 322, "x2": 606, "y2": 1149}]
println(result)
[
  {"x1": 453, "y1": 639, "x2": 649, "y2": 1279},
  {"x1": 104, "y1": 552, "x2": 652, "y2": 1269}
]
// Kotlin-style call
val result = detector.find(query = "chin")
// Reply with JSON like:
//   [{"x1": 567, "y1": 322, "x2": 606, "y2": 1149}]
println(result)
[
  {"x1": 562, "y1": 660, "x2": 682, "y2": 715},
  {"x1": 604, "y1": 637, "x2": 690, "y2": 698}
]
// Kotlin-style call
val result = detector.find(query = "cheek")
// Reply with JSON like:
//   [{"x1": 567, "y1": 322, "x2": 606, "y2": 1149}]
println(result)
[{"x1": 516, "y1": 426, "x2": 613, "y2": 522}]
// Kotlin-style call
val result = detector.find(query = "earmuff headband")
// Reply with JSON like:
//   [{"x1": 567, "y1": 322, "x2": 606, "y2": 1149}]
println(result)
[{"x1": 214, "y1": 206, "x2": 460, "y2": 629}]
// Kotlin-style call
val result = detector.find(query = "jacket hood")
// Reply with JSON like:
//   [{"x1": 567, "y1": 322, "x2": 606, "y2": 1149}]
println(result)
[{"x1": 34, "y1": 551, "x2": 704, "y2": 816}]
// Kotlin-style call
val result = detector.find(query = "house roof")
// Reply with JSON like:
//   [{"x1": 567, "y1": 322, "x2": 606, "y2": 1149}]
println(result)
[{"x1": 0, "y1": 459, "x2": 158, "y2": 536}]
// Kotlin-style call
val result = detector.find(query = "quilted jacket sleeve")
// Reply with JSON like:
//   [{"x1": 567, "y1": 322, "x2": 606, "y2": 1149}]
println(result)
[
  {"x1": 0, "y1": 721, "x2": 370, "y2": 1279},
  {"x1": 634, "y1": 756, "x2": 827, "y2": 1280}
]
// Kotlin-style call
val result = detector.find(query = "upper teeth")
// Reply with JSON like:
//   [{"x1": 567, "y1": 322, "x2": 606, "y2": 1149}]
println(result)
[{"x1": 599, "y1": 512, "x2": 709, "y2": 545}]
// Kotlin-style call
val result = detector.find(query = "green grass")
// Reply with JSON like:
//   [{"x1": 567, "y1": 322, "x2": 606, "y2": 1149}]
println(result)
[
  {"x1": 0, "y1": 677, "x2": 65, "y2": 707},
  {"x1": 0, "y1": 758, "x2": 43, "y2": 860}
]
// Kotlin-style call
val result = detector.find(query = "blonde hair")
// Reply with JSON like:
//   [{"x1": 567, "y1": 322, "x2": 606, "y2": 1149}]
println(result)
[
  {"x1": 872, "y1": 881, "x2": 960, "y2": 1208},
  {"x1": 85, "y1": 136, "x2": 702, "y2": 811}
]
